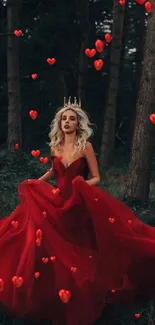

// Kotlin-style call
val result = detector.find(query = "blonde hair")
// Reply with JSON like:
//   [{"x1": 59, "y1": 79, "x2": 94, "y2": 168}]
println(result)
[{"x1": 48, "y1": 106, "x2": 94, "y2": 155}]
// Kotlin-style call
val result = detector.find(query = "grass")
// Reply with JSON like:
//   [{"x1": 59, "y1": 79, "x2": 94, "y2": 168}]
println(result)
[{"x1": 0, "y1": 148, "x2": 155, "y2": 324}]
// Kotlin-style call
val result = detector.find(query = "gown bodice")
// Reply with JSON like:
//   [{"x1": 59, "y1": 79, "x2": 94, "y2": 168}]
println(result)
[{"x1": 52, "y1": 155, "x2": 89, "y2": 200}]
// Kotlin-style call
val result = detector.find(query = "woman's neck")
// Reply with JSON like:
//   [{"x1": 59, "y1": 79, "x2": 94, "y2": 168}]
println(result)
[{"x1": 63, "y1": 133, "x2": 77, "y2": 146}]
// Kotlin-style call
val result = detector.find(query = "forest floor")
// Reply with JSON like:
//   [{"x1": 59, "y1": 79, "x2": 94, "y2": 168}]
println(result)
[{"x1": 0, "y1": 148, "x2": 155, "y2": 324}]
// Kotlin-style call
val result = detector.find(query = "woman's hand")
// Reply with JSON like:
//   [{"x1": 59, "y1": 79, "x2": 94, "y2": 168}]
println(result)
[{"x1": 27, "y1": 179, "x2": 41, "y2": 184}]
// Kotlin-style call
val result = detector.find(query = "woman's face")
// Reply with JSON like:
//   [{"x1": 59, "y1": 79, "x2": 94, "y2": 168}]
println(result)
[{"x1": 61, "y1": 109, "x2": 78, "y2": 134}]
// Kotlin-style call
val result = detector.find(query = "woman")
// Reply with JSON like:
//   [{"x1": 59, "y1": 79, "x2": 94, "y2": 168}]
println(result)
[{"x1": 1, "y1": 98, "x2": 155, "y2": 325}]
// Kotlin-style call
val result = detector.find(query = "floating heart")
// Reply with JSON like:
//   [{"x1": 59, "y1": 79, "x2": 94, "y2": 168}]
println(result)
[
  {"x1": 70, "y1": 267, "x2": 77, "y2": 273},
  {"x1": 42, "y1": 211, "x2": 47, "y2": 218},
  {"x1": 11, "y1": 220, "x2": 19, "y2": 228},
  {"x1": 40, "y1": 157, "x2": 49, "y2": 164},
  {"x1": 47, "y1": 58, "x2": 56, "y2": 65},
  {"x1": 145, "y1": 1, "x2": 153, "y2": 12},
  {"x1": 36, "y1": 229, "x2": 43, "y2": 239},
  {"x1": 34, "y1": 272, "x2": 40, "y2": 279},
  {"x1": 12, "y1": 276, "x2": 23, "y2": 288},
  {"x1": 135, "y1": 313, "x2": 140, "y2": 318},
  {"x1": 111, "y1": 289, "x2": 116, "y2": 293},
  {"x1": 109, "y1": 217, "x2": 115, "y2": 223},
  {"x1": 150, "y1": 114, "x2": 155, "y2": 124},
  {"x1": 29, "y1": 110, "x2": 38, "y2": 120},
  {"x1": 95, "y1": 40, "x2": 104, "y2": 52},
  {"x1": 94, "y1": 198, "x2": 98, "y2": 202},
  {"x1": 58, "y1": 289, "x2": 71, "y2": 303},
  {"x1": 31, "y1": 73, "x2": 38, "y2": 80},
  {"x1": 36, "y1": 239, "x2": 41, "y2": 247},
  {"x1": 128, "y1": 219, "x2": 132, "y2": 224},
  {"x1": 94, "y1": 59, "x2": 104, "y2": 71},
  {"x1": 0, "y1": 278, "x2": 4, "y2": 292},
  {"x1": 31, "y1": 150, "x2": 40, "y2": 158},
  {"x1": 14, "y1": 29, "x2": 22, "y2": 37},
  {"x1": 119, "y1": 0, "x2": 125, "y2": 4},
  {"x1": 105, "y1": 33, "x2": 112, "y2": 43},
  {"x1": 42, "y1": 257, "x2": 49, "y2": 264},
  {"x1": 52, "y1": 188, "x2": 60, "y2": 195},
  {"x1": 89, "y1": 255, "x2": 92, "y2": 259},
  {"x1": 50, "y1": 256, "x2": 56, "y2": 261},
  {"x1": 14, "y1": 143, "x2": 19, "y2": 149},
  {"x1": 136, "y1": 0, "x2": 146, "y2": 3},
  {"x1": 85, "y1": 48, "x2": 96, "y2": 58}
]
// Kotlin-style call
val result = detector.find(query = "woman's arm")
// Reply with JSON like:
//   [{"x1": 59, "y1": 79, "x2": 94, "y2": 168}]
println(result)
[
  {"x1": 84, "y1": 142, "x2": 100, "y2": 186},
  {"x1": 38, "y1": 168, "x2": 54, "y2": 182},
  {"x1": 38, "y1": 148, "x2": 55, "y2": 182}
]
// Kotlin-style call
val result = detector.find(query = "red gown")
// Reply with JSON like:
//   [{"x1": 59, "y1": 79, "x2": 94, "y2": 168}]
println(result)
[{"x1": 0, "y1": 155, "x2": 155, "y2": 325}]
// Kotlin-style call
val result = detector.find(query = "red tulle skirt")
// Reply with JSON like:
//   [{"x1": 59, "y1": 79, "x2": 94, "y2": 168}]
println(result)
[{"x1": 0, "y1": 176, "x2": 155, "y2": 325}]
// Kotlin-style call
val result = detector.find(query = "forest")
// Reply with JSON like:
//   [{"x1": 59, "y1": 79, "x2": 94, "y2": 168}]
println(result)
[{"x1": 1, "y1": 0, "x2": 155, "y2": 324}]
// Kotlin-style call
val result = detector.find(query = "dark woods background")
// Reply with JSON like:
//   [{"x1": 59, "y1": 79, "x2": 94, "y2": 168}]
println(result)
[{"x1": 1, "y1": 0, "x2": 155, "y2": 324}]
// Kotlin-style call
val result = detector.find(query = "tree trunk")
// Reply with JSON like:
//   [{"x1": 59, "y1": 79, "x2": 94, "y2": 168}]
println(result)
[
  {"x1": 129, "y1": 5, "x2": 146, "y2": 147},
  {"x1": 99, "y1": 1, "x2": 126, "y2": 169},
  {"x1": 77, "y1": 0, "x2": 90, "y2": 108},
  {"x1": 7, "y1": 1, "x2": 22, "y2": 151},
  {"x1": 124, "y1": 1, "x2": 155, "y2": 204}
]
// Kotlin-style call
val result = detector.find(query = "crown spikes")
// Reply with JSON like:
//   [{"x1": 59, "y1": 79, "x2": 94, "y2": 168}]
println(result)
[{"x1": 63, "y1": 97, "x2": 81, "y2": 109}]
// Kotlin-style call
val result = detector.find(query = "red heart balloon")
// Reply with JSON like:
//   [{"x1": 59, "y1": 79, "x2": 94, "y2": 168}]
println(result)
[
  {"x1": 12, "y1": 276, "x2": 23, "y2": 288},
  {"x1": 0, "y1": 278, "x2": 4, "y2": 292},
  {"x1": 58, "y1": 289, "x2": 71, "y2": 303},
  {"x1": 58, "y1": 155, "x2": 63, "y2": 160},
  {"x1": 52, "y1": 188, "x2": 60, "y2": 195},
  {"x1": 94, "y1": 59, "x2": 104, "y2": 71},
  {"x1": 36, "y1": 239, "x2": 41, "y2": 247},
  {"x1": 31, "y1": 73, "x2": 38, "y2": 80},
  {"x1": 14, "y1": 29, "x2": 22, "y2": 37},
  {"x1": 111, "y1": 289, "x2": 116, "y2": 293},
  {"x1": 14, "y1": 143, "x2": 19, "y2": 149},
  {"x1": 135, "y1": 313, "x2": 140, "y2": 318},
  {"x1": 150, "y1": 114, "x2": 155, "y2": 124},
  {"x1": 42, "y1": 211, "x2": 47, "y2": 218},
  {"x1": 50, "y1": 256, "x2": 56, "y2": 261},
  {"x1": 145, "y1": 1, "x2": 153, "y2": 12},
  {"x1": 39, "y1": 157, "x2": 44, "y2": 163},
  {"x1": 109, "y1": 217, "x2": 115, "y2": 223},
  {"x1": 136, "y1": 0, "x2": 146, "y2": 3},
  {"x1": 47, "y1": 58, "x2": 56, "y2": 65},
  {"x1": 31, "y1": 150, "x2": 40, "y2": 158},
  {"x1": 119, "y1": 0, "x2": 126, "y2": 4},
  {"x1": 70, "y1": 267, "x2": 77, "y2": 273},
  {"x1": 85, "y1": 48, "x2": 96, "y2": 58},
  {"x1": 105, "y1": 33, "x2": 112, "y2": 43},
  {"x1": 34, "y1": 272, "x2": 40, "y2": 278},
  {"x1": 29, "y1": 110, "x2": 38, "y2": 120},
  {"x1": 42, "y1": 257, "x2": 49, "y2": 264},
  {"x1": 95, "y1": 40, "x2": 104, "y2": 52},
  {"x1": 36, "y1": 229, "x2": 43, "y2": 239},
  {"x1": 40, "y1": 157, "x2": 49, "y2": 164},
  {"x1": 11, "y1": 220, "x2": 19, "y2": 228}
]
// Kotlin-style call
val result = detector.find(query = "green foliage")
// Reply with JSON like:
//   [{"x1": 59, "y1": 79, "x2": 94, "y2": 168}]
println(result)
[{"x1": 0, "y1": 149, "x2": 52, "y2": 216}]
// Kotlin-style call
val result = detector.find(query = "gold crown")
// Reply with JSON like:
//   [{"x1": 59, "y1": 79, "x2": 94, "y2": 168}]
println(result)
[{"x1": 64, "y1": 96, "x2": 81, "y2": 109}]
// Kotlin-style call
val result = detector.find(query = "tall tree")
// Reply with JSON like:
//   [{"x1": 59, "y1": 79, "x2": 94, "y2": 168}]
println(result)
[
  {"x1": 7, "y1": 0, "x2": 22, "y2": 150},
  {"x1": 99, "y1": 1, "x2": 126, "y2": 169},
  {"x1": 124, "y1": 0, "x2": 155, "y2": 204},
  {"x1": 77, "y1": 0, "x2": 90, "y2": 108}
]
